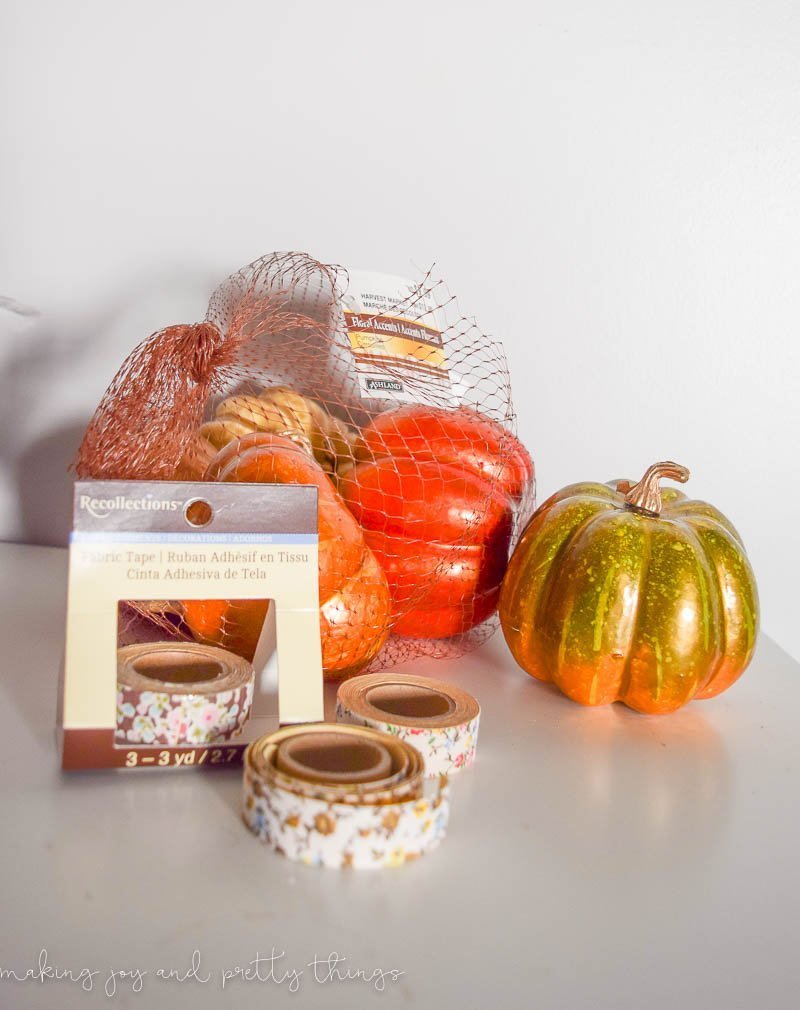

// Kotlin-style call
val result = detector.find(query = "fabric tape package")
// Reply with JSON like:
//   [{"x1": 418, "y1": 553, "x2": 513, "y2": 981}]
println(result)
[
  {"x1": 59, "y1": 480, "x2": 323, "y2": 770},
  {"x1": 336, "y1": 673, "x2": 480, "y2": 778},
  {"x1": 242, "y1": 724, "x2": 450, "y2": 869},
  {"x1": 116, "y1": 643, "x2": 255, "y2": 747}
]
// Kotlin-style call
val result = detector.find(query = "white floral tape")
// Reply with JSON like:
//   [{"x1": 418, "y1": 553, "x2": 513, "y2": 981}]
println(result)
[
  {"x1": 242, "y1": 725, "x2": 450, "y2": 869},
  {"x1": 336, "y1": 673, "x2": 480, "y2": 778},
  {"x1": 116, "y1": 642, "x2": 254, "y2": 747}
]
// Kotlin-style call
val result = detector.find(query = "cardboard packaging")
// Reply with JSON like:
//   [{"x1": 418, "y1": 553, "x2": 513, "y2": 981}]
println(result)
[{"x1": 59, "y1": 480, "x2": 323, "y2": 770}]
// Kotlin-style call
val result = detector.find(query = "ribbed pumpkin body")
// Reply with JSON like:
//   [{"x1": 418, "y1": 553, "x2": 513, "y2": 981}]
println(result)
[
  {"x1": 339, "y1": 404, "x2": 532, "y2": 639},
  {"x1": 499, "y1": 476, "x2": 758, "y2": 714}
]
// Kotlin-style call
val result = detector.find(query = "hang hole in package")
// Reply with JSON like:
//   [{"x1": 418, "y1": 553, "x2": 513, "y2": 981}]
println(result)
[{"x1": 58, "y1": 480, "x2": 323, "y2": 770}]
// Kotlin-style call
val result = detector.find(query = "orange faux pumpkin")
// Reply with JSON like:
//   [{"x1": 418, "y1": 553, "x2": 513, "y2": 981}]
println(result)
[
  {"x1": 181, "y1": 598, "x2": 270, "y2": 663},
  {"x1": 182, "y1": 433, "x2": 391, "y2": 679},
  {"x1": 339, "y1": 404, "x2": 531, "y2": 638}
]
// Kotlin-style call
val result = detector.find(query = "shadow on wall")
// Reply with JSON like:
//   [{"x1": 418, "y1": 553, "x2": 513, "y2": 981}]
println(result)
[
  {"x1": 0, "y1": 269, "x2": 216, "y2": 546},
  {"x1": 16, "y1": 423, "x2": 88, "y2": 545}
]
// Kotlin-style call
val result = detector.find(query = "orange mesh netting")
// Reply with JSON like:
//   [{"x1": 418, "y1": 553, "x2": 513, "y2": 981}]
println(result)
[{"x1": 77, "y1": 251, "x2": 535, "y2": 678}]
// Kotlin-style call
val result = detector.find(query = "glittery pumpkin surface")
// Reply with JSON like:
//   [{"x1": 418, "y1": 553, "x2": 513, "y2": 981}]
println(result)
[{"x1": 499, "y1": 478, "x2": 759, "y2": 714}]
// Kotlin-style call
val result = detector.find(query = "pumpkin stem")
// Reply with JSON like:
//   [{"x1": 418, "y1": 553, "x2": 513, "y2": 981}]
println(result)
[{"x1": 624, "y1": 461, "x2": 690, "y2": 517}]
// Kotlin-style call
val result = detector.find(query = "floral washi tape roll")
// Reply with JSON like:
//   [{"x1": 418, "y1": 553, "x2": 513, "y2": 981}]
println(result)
[
  {"x1": 335, "y1": 673, "x2": 480, "y2": 777},
  {"x1": 242, "y1": 724, "x2": 450, "y2": 869},
  {"x1": 116, "y1": 642, "x2": 254, "y2": 747}
]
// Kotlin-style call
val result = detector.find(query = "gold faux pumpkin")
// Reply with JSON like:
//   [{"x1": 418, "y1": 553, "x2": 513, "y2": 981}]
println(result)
[
  {"x1": 177, "y1": 386, "x2": 356, "y2": 480},
  {"x1": 499, "y1": 462, "x2": 758, "y2": 714}
]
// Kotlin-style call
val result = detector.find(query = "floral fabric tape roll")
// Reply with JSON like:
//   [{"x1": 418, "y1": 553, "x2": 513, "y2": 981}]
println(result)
[
  {"x1": 333, "y1": 674, "x2": 478, "y2": 775},
  {"x1": 116, "y1": 642, "x2": 254, "y2": 747},
  {"x1": 335, "y1": 674, "x2": 480, "y2": 778},
  {"x1": 242, "y1": 724, "x2": 450, "y2": 869}
]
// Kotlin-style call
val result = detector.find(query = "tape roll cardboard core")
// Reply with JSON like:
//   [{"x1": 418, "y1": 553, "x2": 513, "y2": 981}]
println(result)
[
  {"x1": 364, "y1": 682, "x2": 456, "y2": 720},
  {"x1": 247, "y1": 723, "x2": 423, "y2": 803},
  {"x1": 132, "y1": 651, "x2": 224, "y2": 686},
  {"x1": 276, "y1": 732, "x2": 392, "y2": 784}
]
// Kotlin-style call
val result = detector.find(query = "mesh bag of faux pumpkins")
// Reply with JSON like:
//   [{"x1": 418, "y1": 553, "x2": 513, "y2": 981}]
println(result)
[{"x1": 76, "y1": 251, "x2": 536, "y2": 679}]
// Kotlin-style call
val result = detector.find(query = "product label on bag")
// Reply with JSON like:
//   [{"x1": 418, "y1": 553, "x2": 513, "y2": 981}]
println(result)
[
  {"x1": 342, "y1": 270, "x2": 453, "y2": 403},
  {"x1": 59, "y1": 480, "x2": 323, "y2": 770}
]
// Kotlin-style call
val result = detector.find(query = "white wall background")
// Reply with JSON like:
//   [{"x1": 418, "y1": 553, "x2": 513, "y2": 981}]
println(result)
[{"x1": 1, "y1": 0, "x2": 798, "y2": 659}]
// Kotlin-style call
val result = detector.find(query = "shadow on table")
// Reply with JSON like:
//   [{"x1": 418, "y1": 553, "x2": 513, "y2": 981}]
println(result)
[{"x1": 191, "y1": 764, "x2": 246, "y2": 822}]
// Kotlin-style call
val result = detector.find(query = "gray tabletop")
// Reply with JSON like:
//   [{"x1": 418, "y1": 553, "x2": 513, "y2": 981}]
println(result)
[{"x1": 0, "y1": 542, "x2": 797, "y2": 1010}]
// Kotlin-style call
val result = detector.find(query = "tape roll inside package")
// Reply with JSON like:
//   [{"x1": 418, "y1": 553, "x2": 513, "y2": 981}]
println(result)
[
  {"x1": 336, "y1": 673, "x2": 481, "y2": 778},
  {"x1": 242, "y1": 724, "x2": 450, "y2": 869},
  {"x1": 116, "y1": 642, "x2": 255, "y2": 747}
]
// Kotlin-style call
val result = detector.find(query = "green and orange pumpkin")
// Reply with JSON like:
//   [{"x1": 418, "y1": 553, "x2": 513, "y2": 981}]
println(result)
[{"x1": 499, "y1": 462, "x2": 759, "y2": 714}]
